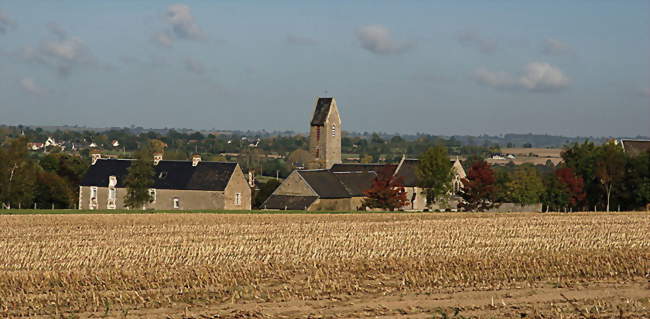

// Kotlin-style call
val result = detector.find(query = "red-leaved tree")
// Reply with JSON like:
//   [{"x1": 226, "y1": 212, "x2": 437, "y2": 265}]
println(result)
[
  {"x1": 555, "y1": 167, "x2": 586, "y2": 208},
  {"x1": 363, "y1": 166, "x2": 408, "y2": 211},
  {"x1": 458, "y1": 160, "x2": 498, "y2": 212}
]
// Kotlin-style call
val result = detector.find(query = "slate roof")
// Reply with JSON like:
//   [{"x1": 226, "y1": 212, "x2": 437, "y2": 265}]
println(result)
[
  {"x1": 334, "y1": 172, "x2": 377, "y2": 197},
  {"x1": 394, "y1": 159, "x2": 459, "y2": 187},
  {"x1": 288, "y1": 169, "x2": 376, "y2": 199},
  {"x1": 262, "y1": 195, "x2": 318, "y2": 210},
  {"x1": 394, "y1": 159, "x2": 420, "y2": 187},
  {"x1": 310, "y1": 97, "x2": 333, "y2": 126},
  {"x1": 297, "y1": 170, "x2": 351, "y2": 198},
  {"x1": 330, "y1": 163, "x2": 397, "y2": 174},
  {"x1": 621, "y1": 139, "x2": 650, "y2": 157},
  {"x1": 80, "y1": 159, "x2": 238, "y2": 191}
]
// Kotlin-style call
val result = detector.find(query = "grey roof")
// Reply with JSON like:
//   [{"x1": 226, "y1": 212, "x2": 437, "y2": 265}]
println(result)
[
  {"x1": 80, "y1": 159, "x2": 238, "y2": 191},
  {"x1": 297, "y1": 170, "x2": 350, "y2": 198},
  {"x1": 395, "y1": 159, "x2": 420, "y2": 187},
  {"x1": 262, "y1": 195, "x2": 318, "y2": 210},
  {"x1": 310, "y1": 97, "x2": 333, "y2": 126},
  {"x1": 330, "y1": 163, "x2": 397, "y2": 174},
  {"x1": 294, "y1": 169, "x2": 376, "y2": 199},
  {"x1": 334, "y1": 172, "x2": 377, "y2": 197},
  {"x1": 621, "y1": 140, "x2": 650, "y2": 157}
]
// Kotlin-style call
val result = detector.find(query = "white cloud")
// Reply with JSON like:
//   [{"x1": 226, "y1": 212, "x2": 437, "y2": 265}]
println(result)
[
  {"x1": 357, "y1": 25, "x2": 411, "y2": 55},
  {"x1": 542, "y1": 38, "x2": 572, "y2": 55},
  {"x1": 153, "y1": 31, "x2": 174, "y2": 47},
  {"x1": 0, "y1": 10, "x2": 15, "y2": 34},
  {"x1": 458, "y1": 30, "x2": 497, "y2": 54},
  {"x1": 166, "y1": 4, "x2": 203, "y2": 40},
  {"x1": 475, "y1": 62, "x2": 570, "y2": 92},
  {"x1": 17, "y1": 24, "x2": 95, "y2": 77},
  {"x1": 286, "y1": 34, "x2": 317, "y2": 46},
  {"x1": 153, "y1": 4, "x2": 204, "y2": 48},
  {"x1": 184, "y1": 57, "x2": 205, "y2": 75},
  {"x1": 19, "y1": 78, "x2": 46, "y2": 96}
]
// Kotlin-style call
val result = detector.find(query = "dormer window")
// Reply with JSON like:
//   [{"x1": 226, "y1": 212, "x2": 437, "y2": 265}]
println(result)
[
  {"x1": 108, "y1": 176, "x2": 117, "y2": 187},
  {"x1": 159, "y1": 171, "x2": 168, "y2": 179}
]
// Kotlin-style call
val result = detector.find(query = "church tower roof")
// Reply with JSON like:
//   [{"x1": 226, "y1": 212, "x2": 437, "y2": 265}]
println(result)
[{"x1": 310, "y1": 97, "x2": 334, "y2": 126}]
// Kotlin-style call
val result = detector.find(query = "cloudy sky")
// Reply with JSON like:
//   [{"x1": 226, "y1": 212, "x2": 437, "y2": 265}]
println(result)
[{"x1": 1, "y1": 1, "x2": 648, "y2": 137}]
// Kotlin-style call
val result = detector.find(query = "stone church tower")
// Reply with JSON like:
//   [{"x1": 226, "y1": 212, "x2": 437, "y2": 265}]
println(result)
[{"x1": 307, "y1": 97, "x2": 342, "y2": 169}]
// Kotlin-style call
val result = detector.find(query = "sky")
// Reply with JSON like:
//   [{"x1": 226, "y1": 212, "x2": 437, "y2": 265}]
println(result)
[{"x1": 0, "y1": 1, "x2": 649, "y2": 137}]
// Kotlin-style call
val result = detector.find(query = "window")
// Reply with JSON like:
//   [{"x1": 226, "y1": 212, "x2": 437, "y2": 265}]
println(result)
[
  {"x1": 173, "y1": 198, "x2": 180, "y2": 209},
  {"x1": 108, "y1": 188, "x2": 116, "y2": 200},
  {"x1": 315, "y1": 148, "x2": 320, "y2": 159},
  {"x1": 90, "y1": 186, "x2": 98, "y2": 210},
  {"x1": 331, "y1": 124, "x2": 336, "y2": 137},
  {"x1": 108, "y1": 176, "x2": 117, "y2": 187},
  {"x1": 148, "y1": 189, "x2": 156, "y2": 203},
  {"x1": 235, "y1": 192, "x2": 242, "y2": 206},
  {"x1": 316, "y1": 126, "x2": 321, "y2": 141}
]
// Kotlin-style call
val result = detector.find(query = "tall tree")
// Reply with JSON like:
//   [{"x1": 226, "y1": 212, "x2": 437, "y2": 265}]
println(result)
[
  {"x1": 561, "y1": 141, "x2": 602, "y2": 210},
  {"x1": 554, "y1": 167, "x2": 586, "y2": 209},
  {"x1": 458, "y1": 160, "x2": 497, "y2": 212},
  {"x1": 595, "y1": 142, "x2": 625, "y2": 212},
  {"x1": 416, "y1": 145, "x2": 453, "y2": 207},
  {"x1": 0, "y1": 137, "x2": 37, "y2": 209},
  {"x1": 506, "y1": 165, "x2": 545, "y2": 206},
  {"x1": 363, "y1": 166, "x2": 408, "y2": 211},
  {"x1": 124, "y1": 146, "x2": 155, "y2": 209}
]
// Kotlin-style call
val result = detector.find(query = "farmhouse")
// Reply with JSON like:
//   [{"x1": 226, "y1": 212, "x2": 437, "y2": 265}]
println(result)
[
  {"x1": 262, "y1": 169, "x2": 376, "y2": 211},
  {"x1": 79, "y1": 154, "x2": 251, "y2": 210},
  {"x1": 264, "y1": 96, "x2": 467, "y2": 211}
]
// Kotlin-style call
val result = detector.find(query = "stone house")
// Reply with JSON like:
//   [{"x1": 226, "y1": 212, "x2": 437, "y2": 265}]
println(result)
[
  {"x1": 261, "y1": 169, "x2": 376, "y2": 211},
  {"x1": 79, "y1": 154, "x2": 251, "y2": 210}
]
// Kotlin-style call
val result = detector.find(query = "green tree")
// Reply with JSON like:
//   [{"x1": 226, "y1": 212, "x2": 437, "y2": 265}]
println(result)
[
  {"x1": 254, "y1": 179, "x2": 281, "y2": 208},
  {"x1": 506, "y1": 165, "x2": 545, "y2": 206},
  {"x1": 0, "y1": 137, "x2": 37, "y2": 209},
  {"x1": 124, "y1": 147, "x2": 155, "y2": 209},
  {"x1": 34, "y1": 171, "x2": 74, "y2": 209},
  {"x1": 416, "y1": 145, "x2": 453, "y2": 207}
]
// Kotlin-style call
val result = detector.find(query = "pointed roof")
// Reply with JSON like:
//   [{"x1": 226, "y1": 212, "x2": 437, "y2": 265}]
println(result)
[{"x1": 310, "y1": 97, "x2": 334, "y2": 126}]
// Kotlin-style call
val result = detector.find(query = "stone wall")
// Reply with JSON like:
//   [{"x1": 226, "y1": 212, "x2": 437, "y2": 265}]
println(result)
[
  {"x1": 486, "y1": 202, "x2": 543, "y2": 213},
  {"x1": 223, "y1": 165, "x2": 252, "y2": 210},
  {"x1": 78, "y1": 186, "x2": 256, "y2": 210},
  {"x1": 310, "y1": 198, "x2": 353, "y2": 211},
  {"x1": 272, "y1": 171, "x2": 317, "y2": 196}
]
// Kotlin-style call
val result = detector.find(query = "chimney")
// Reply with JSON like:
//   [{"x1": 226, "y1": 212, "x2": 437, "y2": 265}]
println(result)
[
  {"x1": 91, "y1": 152, "x2": 102, "y2": 165},
  {"x1": 192, "y1": 154, "x2": 201, "y2": 167},
  {"x1": 248, "y1": 170, "x2": 255, "y2": 188},
  {"x1": 153, "y1": 152, "x2": 163, "y2": 165}
]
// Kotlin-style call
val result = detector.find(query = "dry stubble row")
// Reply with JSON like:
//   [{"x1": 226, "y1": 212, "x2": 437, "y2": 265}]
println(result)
[{"x1": 0, "y1": 212, "x2": 648, "y2": 316}]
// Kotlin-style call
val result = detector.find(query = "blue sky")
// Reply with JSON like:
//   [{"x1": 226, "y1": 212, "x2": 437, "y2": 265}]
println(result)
[{"x1": 1, "y1": 1, "x2": 648, "y2": 137}]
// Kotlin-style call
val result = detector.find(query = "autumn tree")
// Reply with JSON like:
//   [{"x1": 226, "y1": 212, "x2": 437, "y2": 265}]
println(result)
[
  {"x1": 506, "y1": 165, "x2": 545, "y2": 206},
  {"x1": 124, "y1": 146, "x2": 155, "y2": 209},
  {"x1": 417, "y1": 145, "x2": 453, "y2": 207},
  {"x1": 363, "y1": 165, "x2": 408, "y2": 211},
  {"x1": 458, "y1": 160, "x2": 498, "y2": 212}
]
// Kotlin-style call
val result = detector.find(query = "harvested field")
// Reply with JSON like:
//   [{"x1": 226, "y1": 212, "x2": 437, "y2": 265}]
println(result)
[{"x1": 0, "y1": 212, "x2": 649, "y2": 318}]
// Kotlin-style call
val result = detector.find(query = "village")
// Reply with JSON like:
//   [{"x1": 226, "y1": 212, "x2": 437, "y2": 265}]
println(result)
[{"x1": 1, "y1": 97, "x2": 649, "y2": 213}]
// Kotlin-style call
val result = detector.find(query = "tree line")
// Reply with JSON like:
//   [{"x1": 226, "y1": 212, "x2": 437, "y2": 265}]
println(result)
[{"x1": 361, "y1": 142, "x2": 649, "y2": 212}]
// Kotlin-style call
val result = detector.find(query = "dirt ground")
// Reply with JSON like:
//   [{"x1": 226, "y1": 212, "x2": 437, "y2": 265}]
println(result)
[{"x1": 37, "y1": 280, "x2": 649, "y2": 318}]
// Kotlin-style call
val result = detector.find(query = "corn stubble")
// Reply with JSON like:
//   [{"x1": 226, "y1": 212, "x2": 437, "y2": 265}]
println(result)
[{"x1": 0, "y1": 212, "x2": 648, "y2": 316}]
